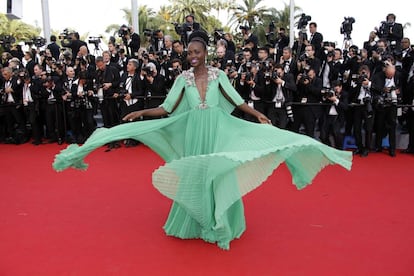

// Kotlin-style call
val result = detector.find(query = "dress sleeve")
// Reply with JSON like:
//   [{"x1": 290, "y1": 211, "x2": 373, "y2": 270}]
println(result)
[
  {"x1": 217, "y1": 70, "x2": 245, "y2": 113},
  {"x1": 160, "y1": 76, "x2": 186, "y2": 114}
]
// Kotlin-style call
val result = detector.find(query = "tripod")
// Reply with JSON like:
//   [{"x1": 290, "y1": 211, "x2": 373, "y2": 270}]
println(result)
[
  {"x1": 342, "y1": 33, "x2": 353, "y2": 52},
  {"x1": 92, "y1": 43, "x2": 103, "y2": 56}
]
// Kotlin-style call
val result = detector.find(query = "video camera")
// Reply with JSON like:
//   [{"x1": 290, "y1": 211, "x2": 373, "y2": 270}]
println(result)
[
  {"x1": 340, "y1": 17, "x2": 355, "y2": 39},
  {"x1": 0, "y1": 35, "x2": 16, "y2": 49},
  {"x1": 88, "y1": 36, "x2": 102, "y2": 48},
  {"x1": 213, "y1": 29, "x2": 225, "y2": 44},
  {"x1": 297, "y1": 14, "x2": 312, "y2": 30},
  {"x1": 59, "y1": 29, "x2": 72, "y2": 48},
  {"x1": 25, "y1": 36, "x2": 47, "y2": 48},
  {"x1": 118, "y1": 24, "x2": 131, "y2": 39}
]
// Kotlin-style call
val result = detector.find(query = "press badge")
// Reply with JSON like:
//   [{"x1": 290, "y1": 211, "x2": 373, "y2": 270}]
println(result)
[{"x1": 301, "y1": 97, "x2": 307, "y2": 103}]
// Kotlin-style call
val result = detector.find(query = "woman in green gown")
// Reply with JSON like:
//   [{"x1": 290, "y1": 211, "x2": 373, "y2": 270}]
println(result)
[{"x1": 53, "y1": 32, "x2": 352, "y2": 250}]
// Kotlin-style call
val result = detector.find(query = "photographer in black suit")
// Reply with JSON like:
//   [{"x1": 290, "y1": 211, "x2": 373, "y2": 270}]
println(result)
[
  {"x1": 263, "y1": 64, "x2": 296, "y2": 129},
  {"x1": 376, "y1": 13, "x2": 404, "y2": 51},
  {"x1": 320, "y1": 80, "x2": 349, "y2": 149},
  {"x1": 1, "y1": 67, "x2": 25, "y2": 144},
  {"x1": 306, "y1": 22, "x2": 324, "y2": 60},
  {"x1": 119, "y1": 25, "x2": 141, "y2": 59},
  {"x1": 292, "y1": 68, "x2": 323, "y2": 137},
  {"x1": 174, "y1": 15, "x2": 201, "y2": 49},
  {"x1": 371, "y1": 62, "x2": 401, "y2": 157}
]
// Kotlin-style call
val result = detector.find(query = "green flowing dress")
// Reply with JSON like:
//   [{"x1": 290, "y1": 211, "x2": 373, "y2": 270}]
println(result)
[{"x1": 53, "y1": 67, "x2": 352, "y2": 250}]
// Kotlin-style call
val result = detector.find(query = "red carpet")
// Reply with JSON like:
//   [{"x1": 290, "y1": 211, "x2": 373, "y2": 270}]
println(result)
[{"x1": 1, "y1": 143, "x2": 414, "y2": 276}]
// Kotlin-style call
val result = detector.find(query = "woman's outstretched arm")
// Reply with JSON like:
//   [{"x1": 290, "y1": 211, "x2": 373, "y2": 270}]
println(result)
[
  {"x1": 122, "y1": 106, "x2": 168, "y2": 122},
  {"x1": 237, "y1": 103, "x2": 271, "y2": 124}
]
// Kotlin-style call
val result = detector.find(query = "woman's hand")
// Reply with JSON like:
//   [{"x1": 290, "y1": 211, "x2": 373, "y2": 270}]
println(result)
[
  {"x1": 257, "y1": 113, "x2": 272, "y2": 124},
  {"x1": 122, "y1": 111, "x2": 143, "y2": 122}
]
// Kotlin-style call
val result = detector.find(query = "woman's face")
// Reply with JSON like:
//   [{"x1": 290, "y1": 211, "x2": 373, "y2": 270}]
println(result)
[{"x1": 187, "y1": 41, "x2": 206, "y2": 68}]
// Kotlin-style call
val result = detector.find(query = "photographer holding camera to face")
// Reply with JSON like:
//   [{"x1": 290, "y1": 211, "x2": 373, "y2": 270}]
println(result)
[
  {"x1": 173, "y1": 14, "x2": 201, "y2": 49},
  {"x1": 371, "y1": 62, "x2": 401, "y2": 157},
  {"x1": 292, "y1": 67, "x2": 323, "y2": 137},
  {"x1": 141, "y1": 62, "x2": 166, "y2": 111},
  {"x1": 376, "y1": 13, "x2": 404, "y2": 52},
  {"x1": 119, "y1": 24, "x2": 141, "y2": 59},
  {"x1": 320, "y1": 80, "x2": 349, "y2": 149},
  {"x1": 263, "y1": 63, "x2": 297, "y2": 129},
  {"x1": 348, "y1": 65, "x2": 374, "y2": 157}
]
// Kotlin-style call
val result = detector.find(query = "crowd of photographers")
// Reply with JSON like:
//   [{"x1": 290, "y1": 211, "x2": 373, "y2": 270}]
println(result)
[{"x1": 1, "y1": 13, "x2": 414, "y2": 157}]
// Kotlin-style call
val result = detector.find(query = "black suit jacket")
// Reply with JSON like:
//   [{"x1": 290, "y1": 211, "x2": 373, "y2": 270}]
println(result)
[
  {"x1": 371, "y1": 70, "x2": 402, "y2": 100},
  {"x1": 323, "y1": 90, "x2": 349, "y2": 124},
  {"x1": 47, "y1": 42, "x2": 61, "y2": 61},
  {"x1": 120, "y1": 72, "x2": 144, "y2": 99}
]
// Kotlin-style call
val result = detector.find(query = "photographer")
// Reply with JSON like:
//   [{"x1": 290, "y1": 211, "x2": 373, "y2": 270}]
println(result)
[
  {"x1": 240, "y1": 25, "x2": 259, "y2": 59},
  {"x1": 142, "y1": 62, "x2": 166, "y2": 111},
  {"x1": 320, "y1": 80, "x2": 349, "y2": 149},
  {"x1": 292, "y1": 68, "x2": 323, "y2": 137},
  {"x1": 1, "y1": 67, "x2": 26, "y2": 144},
  {"x1": 95, "y1": 56, "x2": 121, "y2": 150},
  {"x1": 47, "y1": 35, "x2": 61, "y2": 61},
  {"x1": 264, "y1": 64, "x2": 296, "y2": 129},
  {"x1": 371, "y1": 62, "x2": 401, "y2": 157},
  {"x1": 119, "y1": 59, "x2": 144, "y2": 146},
  {"x1": 297, "y1": 44, "x2": 321, "y2": 78},
  {"x1": 41, "y1": 75, "x2": 66, "y2": 144},
  {"x1": 279, "y1": 47, "x2": 298, "y2": 76},
  {"x1": 269, "y1": 27, "x2": 289, "y2": 62},
  {"x1": 165, "y1": 58, "x2": 183, "y2": 89},
  {"x1": 306, "y1": 22, "x2": 324, "y2": 60},
  {"x1": 171, "y1": 40, "x2": 189, "y2": 70},
  {"x1": 376, "y1": 13, "x2": 404, "y2": 51},
  {"x1": 175, "y1": 14, "x2": 201, "y2": 48},
  {"x1": 118, "y1": 25, "x2": 140, "y2": 59},
  {"x1": 349, "y1": 65, "x2": 374, "y2": 157},
  {"x1": 69, "y1": 32, "x2": 88, "y2": 63}
]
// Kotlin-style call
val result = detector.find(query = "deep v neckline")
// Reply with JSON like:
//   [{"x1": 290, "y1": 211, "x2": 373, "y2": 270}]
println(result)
[{"x1": 195, "y1": 74, "x2": 208, "y2": 103}]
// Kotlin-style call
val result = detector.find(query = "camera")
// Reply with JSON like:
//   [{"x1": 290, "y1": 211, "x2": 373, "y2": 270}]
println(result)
[
  {"x1": 299, "y1": 72, "x2": 310, "y2": 83},
  {"x1": 340, "y1": 17, "x2": 355, "y2": 38},
  {"x1": 213, "y1": 29, "x2": 225, "y2": 44},
  {"x1": 59, "y1": 28, "x2": 72, "y2": 48},
  {"x1": 168, "y1": 67, "x2": 182, "y2": 79},
  {"x1": 143, "y1": 28, "x2": 154, "y2": 37},
  {"x1": 25, "y1": 36, "x2": 47, "y2": 48},
  {"x1": 378, "y1": 21, "x2": 392, "y2": 40},
  {"x1": 363, "y1": 96, "x2": 374, "y2": 117},
  {"x1": 142, "y1": 65, "x2": 154, "y2": 76},
  {"x1": 239, "y1": 25, "x2": 249, "y2": 31},
  {"x1": 118, "y1": 25, "x2": 131, "y2": 39},
  {"x1": 88, "y1": 36, "x2": 102, "y2": 47},
  {"x1": 298, "y1": 53, "x2": 308, "y2": 62},
  {"x1": 0, "y1": 35, "x2": 16, "y2": 49},
  {"x1": 322, "y1": 88, "x2": 335, "y2": 100},
  {"x1": 297, "y1": 13, "x2": 312, "y2": 30}
]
